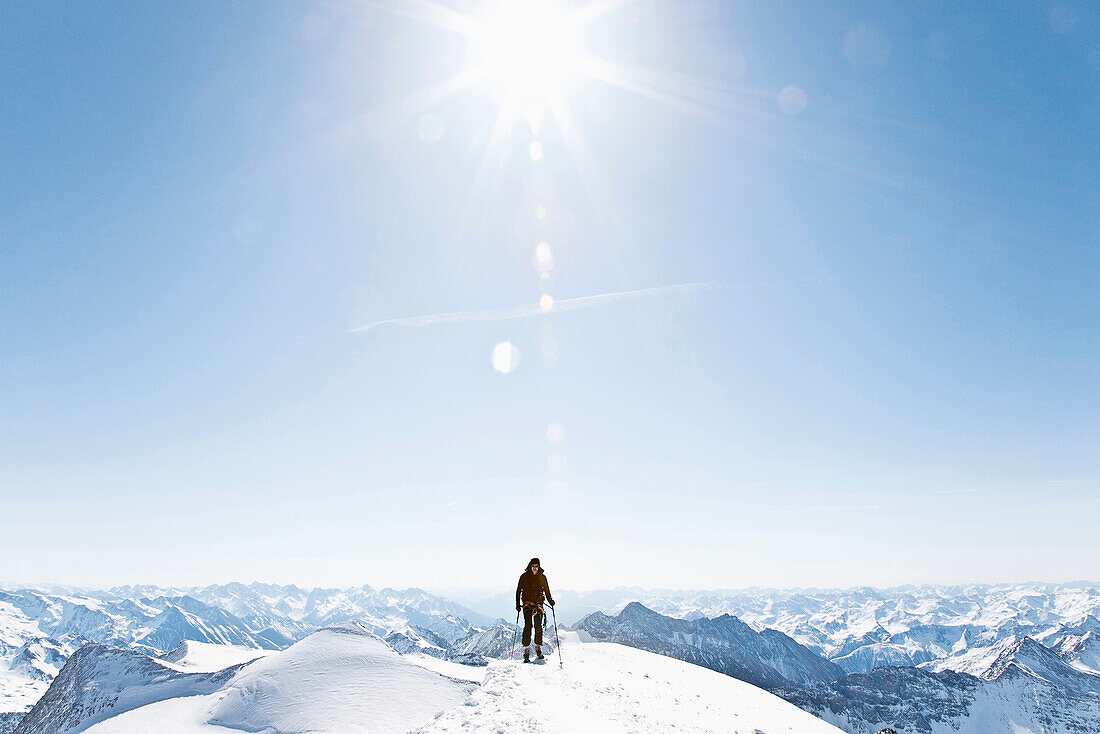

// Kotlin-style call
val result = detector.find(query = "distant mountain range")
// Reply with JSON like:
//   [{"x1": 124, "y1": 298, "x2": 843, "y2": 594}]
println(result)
[
  {"x1": 0, "y1": 583, "x2": 492, "y2": 719},
  {"x1": 572, "y1": 601, "x2": 1100, "y2": 733},
  {"x1": 473, "y1": 582, "x2": 1100, "y2": 674},
  {"x1": 4, "y1": 580, "x2": 1100, "y2": 733}
]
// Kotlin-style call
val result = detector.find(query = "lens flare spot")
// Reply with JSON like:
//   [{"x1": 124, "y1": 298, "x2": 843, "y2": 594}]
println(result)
[
  {"x1": 535, "y1": 205, "x2": 548, "y2": 220},
  {"x1": 529, "y1": 141, "x2": 544, "y2": 161},
  {"x1": 535, "y1": 241, "x2": 554, "y2": 271},
  {"x1": 546, "y1": 422, "x2": 565, "y2": 444},
  {"x1": 778, "y1": 86, "x2": 807, "y2": 115},
  {"x1": 492, "y1": 341, "x2": 520, "y2": 374},
  {"x1": 539, "y1": 293, "x2": 554, "y2": 311}
]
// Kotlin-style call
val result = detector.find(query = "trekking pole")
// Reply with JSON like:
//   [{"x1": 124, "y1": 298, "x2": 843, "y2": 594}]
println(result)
[
  {"x1": 510, "y1": 608, "x2": 520, "y2": 660},
  {"x1": 550, "y1": 605, "x2": 563, "y2": 668}
]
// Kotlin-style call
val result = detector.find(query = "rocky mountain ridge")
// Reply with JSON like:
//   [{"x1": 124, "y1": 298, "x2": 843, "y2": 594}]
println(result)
[{"x1": 573, "y1": 601, "x2": 1100, "y2": 733}]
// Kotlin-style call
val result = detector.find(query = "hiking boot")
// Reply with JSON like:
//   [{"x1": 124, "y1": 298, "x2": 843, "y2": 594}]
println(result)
[
  {"x1": 523, "y1": 648, "x2": 530, "y2": 663},
  {"x1": 536, "y1": 646, "x2": 544, "y2": 660}
]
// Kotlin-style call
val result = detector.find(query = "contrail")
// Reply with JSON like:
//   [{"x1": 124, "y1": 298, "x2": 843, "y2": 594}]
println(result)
[{"x1": 347, "y1": 282, "x2": 711, "y2": 333}]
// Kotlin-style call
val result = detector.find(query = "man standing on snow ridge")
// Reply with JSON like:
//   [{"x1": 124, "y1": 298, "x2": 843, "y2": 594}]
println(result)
[{"x1": 515, "y1": 557, "x2": 555, "y2": 663}]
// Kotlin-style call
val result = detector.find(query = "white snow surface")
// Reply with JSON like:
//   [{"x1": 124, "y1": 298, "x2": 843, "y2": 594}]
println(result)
[
  {"x1": 79, "y1": 623, "x2": 471, "y2": 734},
  {"x1": 0, "y1": 667, "x2": 49, "y2": 718},
  {"x1": 157, "y1": 641, "x2": 274, "y2": 673},
  {"x1": 71, "y1": 695, "x2": 240, "y2": 734},
  {"x1": 206, "y1": 623, "x2": 474, "y2": 734},
  {"x1": 415, "y1": 632, "x2": 843, "y2": 734},
  {"x1": 75, "y1": 627, "x2": 843, "y2": 734},
  {"x1": 0, "y1": 582, "x2": 484, "y2": 718},
  {"x1": 921, "y1": 636, "x2": 1018, "y2": 676},
  {"x1": 404, "y1": 653, "x2": 487, "y2": 683}
]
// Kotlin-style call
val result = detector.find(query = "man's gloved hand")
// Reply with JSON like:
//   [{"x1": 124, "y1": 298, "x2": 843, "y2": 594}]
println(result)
[
  {"x1": 548, "y1": 599, "x2": 555, "y2": 608},
  {"x1": 516, "y1": 605, "x2": 522, "y2": 612}
]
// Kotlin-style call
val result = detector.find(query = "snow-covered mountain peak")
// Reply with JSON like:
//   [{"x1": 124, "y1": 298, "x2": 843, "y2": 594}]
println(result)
[
  {"x1": 32, "y1": 631, "x2": 847, "y2": 734},
  {"x1": 574, "y1": 601, "x2": 843, "y2": 689},
  {"x1": 157, "y1": 640, "x2": 272, "y2": 673},
  {"x1": 1044, "y1": 614, "x2": 1100, "y2": 641},
  {"x1": 12, "y1": 644, "x2": 240, "y2": 734},
  {"x1": 416, "y1": 636, "x2": 845, "y2": 733},
  {"x1": 316, "y1": 620, "x2": 375, "y2": 638},
  {"x1": 1072, "y1": 614, "x2": 1100, "y2": 631},
  {"x1": 983, "y1": 635, "x2": 1100, "y2": 694},
  {"x1": 204, "y1": 622, "x2": 473, "y2": 734},
  {"x1": 619, "y1": 600, "x2": 654, "y2": 616}
]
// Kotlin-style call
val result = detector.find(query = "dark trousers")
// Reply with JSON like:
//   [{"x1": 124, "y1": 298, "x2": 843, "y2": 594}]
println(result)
[{"x1": 522, "y1": 604, "x2": 544, "y2": 647}]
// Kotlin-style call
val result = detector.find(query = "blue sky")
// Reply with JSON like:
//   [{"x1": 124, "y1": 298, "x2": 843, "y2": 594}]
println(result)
[{"x1": 2, "y1": 0, "x2": 1097, "y2": 591}]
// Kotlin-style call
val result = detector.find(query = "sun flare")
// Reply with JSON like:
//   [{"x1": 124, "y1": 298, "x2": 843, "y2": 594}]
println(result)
[
  {"x1": 386, "y1": 0, "x2": 729, "y2": 210},
  {"x1": 473, "y1": 0, "x2": 584, "y2": 100},
  {"x1": 391, "y1": 0, "x2": 630, "y2": 149}
]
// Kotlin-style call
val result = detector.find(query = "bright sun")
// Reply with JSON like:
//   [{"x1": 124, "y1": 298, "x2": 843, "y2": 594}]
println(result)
[
  {"x1": 387, "y1": 0, "x2": 736, "y2": 185},
  {"x1": 474, "y1": 1, "x2": 583, "y2": 100},
  {"x1": 387, "y1": 0, "x2": 702, "y2": 197}
]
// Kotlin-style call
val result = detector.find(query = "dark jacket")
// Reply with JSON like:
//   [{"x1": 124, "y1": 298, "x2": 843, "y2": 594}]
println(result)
[{"x1": 516, "y1": 569, "x2": 554, "y2": 608}]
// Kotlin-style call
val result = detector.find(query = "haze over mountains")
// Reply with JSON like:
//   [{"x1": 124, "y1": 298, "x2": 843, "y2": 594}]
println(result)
[{"x1": 3, "y1": 581, "x2": 1099, "y2": 733}]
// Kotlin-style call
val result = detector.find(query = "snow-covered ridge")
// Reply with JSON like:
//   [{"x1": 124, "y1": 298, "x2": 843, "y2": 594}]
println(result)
[
  {"x1": 781, "y1": 637, "x2": 1100, "y2": 734},
  {"x1": 157, "y1": 640, "x2": 273, "y2": 673},
  {"x1": 204, "y1": 622, "x2": 475, "y2": 734},
  {"x1": 487, "y1": 581, "x2": 1100, "y2": 677},
  {"x1": 1042, "y1": 615, "x2": 1100, "y2": 674},
  {"x1": 576, "y1": 601, "x2": 1100, "y2": 734},
  {"x1": 982, "y1": 636, "x2": 1100, "y2": 694},
  {"x1": 417, "y1": 634, "x2": 844, "y2": 734},
  {"x1": 13, "y1": 643, "x2": 241, "y2": 734},
  {"x1": 16, "y1": 625, "x2": 846, "y2": 734},
  {"x1": 5, "y1": 581, "x2": 1100, "y2": 733},
  {"x1": 574, "y1": 600, "x2": 842, "y2": 688},
  {"x1": 0, "y1": 583, "x2": 489, "y2": 720}
]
